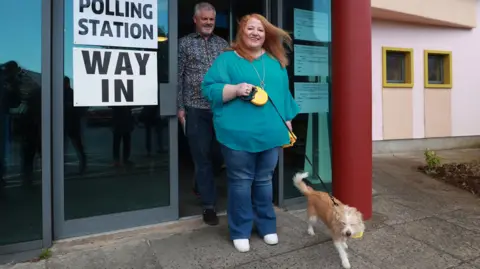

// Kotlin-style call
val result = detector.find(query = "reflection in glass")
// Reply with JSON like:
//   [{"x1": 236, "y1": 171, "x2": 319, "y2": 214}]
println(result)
[
  {"x1": 386, "y1": 52, "x2": 405, "y2": 83},
  {"x1": 63, "y1": 0, "x2": 170, "y2": 220},
  {"x1": 0, "y1": 0, "x2": 43, "y2": 245},
  {"x1": 282, "y1": 0, "x2": 332, "y2": 200},
  {"x1": 428, "y1": 55, "x2": 444, "y2": 84}
]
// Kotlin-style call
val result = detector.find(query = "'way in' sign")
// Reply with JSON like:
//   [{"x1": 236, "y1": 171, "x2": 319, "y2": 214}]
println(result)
[
  {"x1": 73, "y1": 48, "x2": 158, "y2": 106},
  {"x1": 82, "y1": 50, "x2": 149, "y2": 102}
]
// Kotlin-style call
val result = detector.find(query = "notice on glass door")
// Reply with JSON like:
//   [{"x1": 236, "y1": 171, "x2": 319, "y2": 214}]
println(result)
[
  {"x1": 73, "y1": 0, "x2": 158, "y2": 49},
  {"x1": 294, "y1": 82, "x2": 329, "y2": 114},
  {"x1": 294, "y1": 45, "x2": 329, "y2": 77},
  {"x1": 294, "y1": 8, "x2": 329, "y2": 42},
  {"x1": 73, "y1": 47, "x2": 158, "y2": 106}
]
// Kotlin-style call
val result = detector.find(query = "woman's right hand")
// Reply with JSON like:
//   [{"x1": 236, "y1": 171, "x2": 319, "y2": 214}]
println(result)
[{"x1": 235, "y1": 83, "x2": 255, "y2": 97}]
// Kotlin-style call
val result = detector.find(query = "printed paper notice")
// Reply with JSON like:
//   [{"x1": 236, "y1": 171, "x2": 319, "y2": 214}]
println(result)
[
  {"x1": 73, "y1": 0, "x2": 158, "y2": 49},
  {"x1": 294, "y1": 83, "x2": 329, "y2": 114},
  {"x1": 294, "y1": 8, "x2": 329, "y2": 42},
  {"x1": 73, "y1": 47, "x2": 158, "y2": 107},
  {"x1": 294, "y1": 45, "x2": 329, "y2": 77}
]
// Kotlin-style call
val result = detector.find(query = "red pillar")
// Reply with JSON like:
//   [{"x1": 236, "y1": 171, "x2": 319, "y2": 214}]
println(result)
[{"x1": 331, "y1": 0, "x2": 373, "y2": 220}]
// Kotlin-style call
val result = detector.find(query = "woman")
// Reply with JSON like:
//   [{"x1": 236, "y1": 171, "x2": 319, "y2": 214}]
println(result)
[{"x1": 201, "y1": 14, "x2": 299, "y2": 252}]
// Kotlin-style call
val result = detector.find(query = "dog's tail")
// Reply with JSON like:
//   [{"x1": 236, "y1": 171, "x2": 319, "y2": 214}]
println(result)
[{"x1": 293, "y1": 172, "x2": 312, "y2": 195}]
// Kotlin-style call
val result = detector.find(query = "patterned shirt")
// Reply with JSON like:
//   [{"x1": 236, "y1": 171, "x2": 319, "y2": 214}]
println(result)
[{"x1": 177, "y1": 32, "x2": 229, "y2": 110}]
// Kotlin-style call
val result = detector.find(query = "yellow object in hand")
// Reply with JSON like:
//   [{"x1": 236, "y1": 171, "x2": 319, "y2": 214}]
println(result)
[{"x1": 250, "y1": 86, "x2": 269, "y2": 106}]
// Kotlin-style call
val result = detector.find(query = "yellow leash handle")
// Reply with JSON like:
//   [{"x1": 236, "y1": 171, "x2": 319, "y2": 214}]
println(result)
[
  {"x1": 282, "y1": 132, "x2": 297, "y2": 148},
  {"x1": 249, "y1": 86, "x2": 269, "y2": 106}
]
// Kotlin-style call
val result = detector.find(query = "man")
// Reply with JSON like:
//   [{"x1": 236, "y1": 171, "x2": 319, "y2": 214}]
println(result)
[{"x1": 177, "y1": 2, "x2": 229, "y2": 226}]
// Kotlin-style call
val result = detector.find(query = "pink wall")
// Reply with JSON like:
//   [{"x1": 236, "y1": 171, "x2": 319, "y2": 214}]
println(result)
[{"x1": 371, "y1": 6, "x2": 480, "y2": 140}]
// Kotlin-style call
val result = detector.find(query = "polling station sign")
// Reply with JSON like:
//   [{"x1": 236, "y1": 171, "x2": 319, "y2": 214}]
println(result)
[
  {"x1": 73, "y1": 47, "x2": 158, "y2": 106},
  {"x1": 73, "y1": 0, "x2": 158, "y2": 49}
]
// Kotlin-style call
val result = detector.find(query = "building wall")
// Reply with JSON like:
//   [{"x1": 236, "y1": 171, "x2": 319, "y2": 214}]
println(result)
[
  {"x1": 371, "y1": 0, "x2": 477, "y2": 28},
  {"x1": 371, "y1": 4, "x2": 480, "y2": 141}
]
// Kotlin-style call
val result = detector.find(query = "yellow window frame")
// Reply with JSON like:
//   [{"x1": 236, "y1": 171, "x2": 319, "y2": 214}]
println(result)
[
  {"x1": 382, "y1": 47, "x2": 414, "y2": 88},
  {"x1": 424, "y1": 50, "x2": 452, "y2": 89}
]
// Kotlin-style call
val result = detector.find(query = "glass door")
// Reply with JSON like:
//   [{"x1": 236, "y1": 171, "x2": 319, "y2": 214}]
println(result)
[
  {"x1": 53, "y1": 0, "x2": 178, "y2": 239},
  {"x1": 0, "y1": 0, "x2": 52, "y2": 253},
  {"x1": 277, "y1": 0, "x2": 333, "y2": 206}
]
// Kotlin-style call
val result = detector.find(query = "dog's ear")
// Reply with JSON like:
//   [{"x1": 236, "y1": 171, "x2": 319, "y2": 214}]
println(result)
[
  {"x1": 344, "y1": 206, "x2": 363, "y2": 219},
  {"x1": 350, "y1": 207, "x2": 364, "y2": 222}
]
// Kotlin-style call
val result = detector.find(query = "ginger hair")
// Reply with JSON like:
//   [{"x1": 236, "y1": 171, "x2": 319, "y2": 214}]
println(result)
[{"x1": 228, "y1": 13, "x2": 292, "y2": 68}]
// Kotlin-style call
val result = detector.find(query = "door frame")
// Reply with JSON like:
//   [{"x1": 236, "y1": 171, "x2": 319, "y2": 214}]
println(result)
[
  {"x1": 170, "y1": 0, "x2": 283, "y2": 211},
  {"x1": 0, "y1": 0, "x2": 53, "y2": 254},
  {"x1": 52, "y1": 0, "x2": 179, "y2": 240}
]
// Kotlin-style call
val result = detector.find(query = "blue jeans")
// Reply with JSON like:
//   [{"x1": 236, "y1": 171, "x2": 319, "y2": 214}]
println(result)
[
  {"x1": 221, "y1": 145, "x2": 279, "y2": 240},
  {"x1": 186, "y1": 107, "x2": 218, "y2": 209}
]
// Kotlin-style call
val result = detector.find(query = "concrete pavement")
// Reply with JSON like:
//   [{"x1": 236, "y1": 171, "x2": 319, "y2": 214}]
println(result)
[{"x1": 2, "y1": 149, "x2": 480, "y2": 269}]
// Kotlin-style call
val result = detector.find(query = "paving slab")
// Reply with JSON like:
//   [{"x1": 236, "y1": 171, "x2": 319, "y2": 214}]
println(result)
[
  {"x1": 430, "y1": 148, "x2": 480, "y2": 163},
  {"x1": 46, "y1": 248, "x2": 110, "y2": 269},
  {"x1": 372, "y1": 168, "x2": 421, "y2": 195},
  {"x1": 234, "y1": 260, "x2": 273, "y2": 269},
  {"x1": 2, "y1": 149, "x2": 480, "y2": 269},
  {"x1": 98, "y1": 240, "x2": 159, "y2": 269},
  {"x1": 150, "y1": 222, "x2": 260, "y2": 269},
  {"x1": 382, "y1": 182, "x2": 472, "y2": 214},
  {"x1": 436, "y1": 208, "x2": 480, "y2": 233},
  {"x1": 371, "y1": 195, "x2": 432, "y2": 225},
  {"x1": 149, "y1": 212, "x2": 331, "y2": 269},
  {"x1": 47, "y1": 239, "x2": 161, "y2": 269},
  {"x1": 347, "y1": 226, "x2": 462, "y2": 269},
  {"x1": 453, "y1": 264, "x2": 479, "y2": 269},
  {"x1": 391, "y1": 217, "x2": 480, "y2": 261},
  {"x1": 262, "y1": 243, "x2": 380, "y2": 269},
  {"x1": 470, "y1": 257, "x2": 480, "y2": 268},
  {"x1": 9, "y1": 261, "x2": 46, "y2": 269}
]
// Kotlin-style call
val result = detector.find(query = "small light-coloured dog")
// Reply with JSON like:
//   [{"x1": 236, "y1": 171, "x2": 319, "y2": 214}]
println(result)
[{"x1": 293, "y1": 172, "x2": 365, "y2": 269}]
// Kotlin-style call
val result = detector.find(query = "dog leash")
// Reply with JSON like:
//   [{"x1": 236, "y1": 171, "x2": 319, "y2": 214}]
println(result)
[{"x1": 266, "y1": 95, "x2": 339, "y2": 207}]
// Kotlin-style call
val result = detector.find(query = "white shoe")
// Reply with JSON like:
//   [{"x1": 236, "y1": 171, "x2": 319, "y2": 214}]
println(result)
[
  {"x1": 263, "y1": 233, "x2": 278, "y2": 245},
  {"x1": 233, "y1": 239, "x2": 250, "y2": 252}
]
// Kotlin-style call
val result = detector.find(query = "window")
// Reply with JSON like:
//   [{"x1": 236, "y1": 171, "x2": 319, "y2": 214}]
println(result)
[
  {"x1": 386, "y1": 52, "x2": 405, "y2": 83},
  {"x1": 282, "y1": 0, "x2": 333, "y2": 200},
  {"x1": 424, "y1": 50, "x2": 452, "y2": 88},
  {"x1": 382, "y1": 47, "x2": 414, "y2": 88},
  {"x1": 0, "y1": 0, "x2": 43, "y2": 245}
]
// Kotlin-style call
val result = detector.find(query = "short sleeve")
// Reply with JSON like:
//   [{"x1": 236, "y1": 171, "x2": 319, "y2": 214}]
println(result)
[
  {"x1": 201, "y1": 52, "x2": 231, "y2": 109},
  {"x1": 282, "y1": 68, "x2": 300, "y2": 121}
]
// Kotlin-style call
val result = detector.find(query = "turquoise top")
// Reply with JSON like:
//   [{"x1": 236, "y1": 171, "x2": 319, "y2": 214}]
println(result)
[{"x1": 201, "y1": 51, "x2": 300, "y2": 153}]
